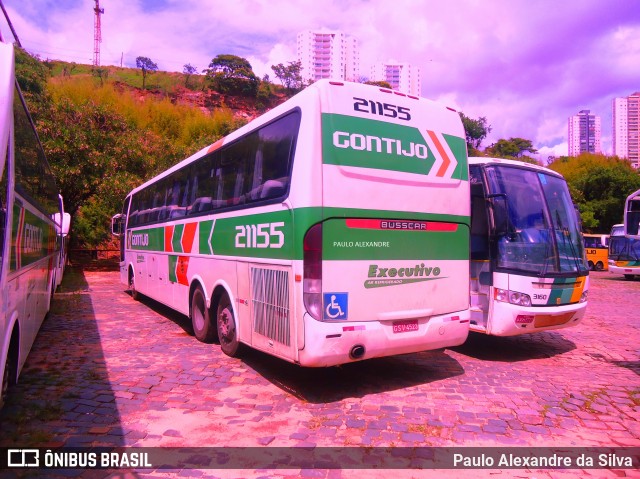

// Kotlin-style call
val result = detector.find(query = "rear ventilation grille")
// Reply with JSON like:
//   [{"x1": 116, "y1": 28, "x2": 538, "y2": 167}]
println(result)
[{"x1": 251, "y1": 267, "x2": 290, "y2": 346}]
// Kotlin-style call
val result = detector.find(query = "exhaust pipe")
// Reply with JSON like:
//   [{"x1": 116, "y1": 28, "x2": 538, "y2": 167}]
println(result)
[{"x1": 349, "y1": 344, "x2": 366, "y2": 360}]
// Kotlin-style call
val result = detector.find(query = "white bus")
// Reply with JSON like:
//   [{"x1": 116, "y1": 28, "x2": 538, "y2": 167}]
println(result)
[
  {"x1": 608, "y1": 189, "x2": 640, "y2": 280},
  {"x1": 112, "y1": 80, "x2": 471, "y2": 367},
  {"x1": 468, "y1": 157, "x2": 589, "y2": 336},
  {"x1": 1, "y1": 37, "x2": 65, "y2": 406}
]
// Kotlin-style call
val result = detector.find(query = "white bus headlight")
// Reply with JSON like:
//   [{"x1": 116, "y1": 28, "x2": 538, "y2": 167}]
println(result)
[{"x1": 579, "y1": 291, "x2": 588, "y2": 303}]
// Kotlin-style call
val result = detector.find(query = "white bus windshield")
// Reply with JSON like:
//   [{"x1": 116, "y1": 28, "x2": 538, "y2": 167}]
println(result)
[{"x1": 484, "y1": 165, "x2": 587, "y2": 275}]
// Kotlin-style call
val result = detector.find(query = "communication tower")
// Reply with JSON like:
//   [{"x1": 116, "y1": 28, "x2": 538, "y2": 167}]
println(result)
[{"x1": 93, "y1": 0, "x2": 104, "y2": 66}]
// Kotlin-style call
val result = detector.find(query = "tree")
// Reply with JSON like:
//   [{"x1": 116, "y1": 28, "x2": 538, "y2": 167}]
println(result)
[
  {"x1": 14, "y1": 47, "x2": 49, "y2": 101},
  {"x1": 486, "y1": 137, "x2": 538, "y2": 160},
  {"x1": 459, "y1": 113, "x2": 491, "y2": 156},
  {"x1": 136, "y1": 56, "x2": 158, "y2": 89},
  {"x1": 183, "y1": 63, "x2": 198, "y2": 88},
  {"x1": 271, "y1": 61, "x2": 304, "y2": 93},
  {"x1": 204, "y1": 54, "x2": 259, "y2": 96},
  {"x1": 364, "y1": 80, "x2": 392, "y2": 89},
  {"x1": 548, "y1": 153, "x2": 640, "y2": 233},
  {"x1": 92, "y1": 66, "x2": 109, "y2": 87},
  {"x1": 35, "y1": 96, "x2": 181, "y2": 247}
]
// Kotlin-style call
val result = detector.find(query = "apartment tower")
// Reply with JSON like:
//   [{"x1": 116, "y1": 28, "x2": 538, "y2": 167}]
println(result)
[
  {"x1": 568, "y1": 110, "x2": 601, "y2": 156},
  {"x1": 297, "y1": 30, "x2": 359, "y2": 83},
  {"x1": 613, "y1": 92, "x2": 640, "y2": 169},
  {"x1": 370, "y1": 62, "x2": 422, "y2": 96}
]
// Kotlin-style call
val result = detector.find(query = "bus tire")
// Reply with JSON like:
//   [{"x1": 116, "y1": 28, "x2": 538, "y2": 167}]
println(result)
[
  {"x1": 191, "y1": 286, "x2": 217, "y2": 343},
  {"x1": 1, "y1": 333, "x2": 18, "y2": 409},
  {"x1": 129, "y1": 269, "x2": 140, "y2": 301},
  {"x1": 624, "y1": 274, "x2": 635, "y2": 280},
  {"x1": 217, "y1": 294, "x2": 241, "y2": 357},
  {"x1": 1, "y1": 357, "x2": 10, "y2": 408},
  {"x1": 595, "y1": 261, "x2": 604, "y2": 271},
  {"x1": 588, "y1": 260, "x2": 594, "y2": 271}
]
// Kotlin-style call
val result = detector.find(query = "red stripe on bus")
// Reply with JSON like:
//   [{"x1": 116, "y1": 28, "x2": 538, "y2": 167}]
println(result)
[
  {"x1": 345, "y1": 218, "x2": 458, "y2": 232},
  {"x1": 345, "y1": 219, "x2": 381, "y2": 229},
  {"x1": 182, "y1": 222, "x2": 197, "y2": 254},
  {"x1": 165, "y1": 225, "x2": 174, "y2": 253},
  {"x1": 426, "y1": 223, "x2": 458, "y2": 232},
  {"x1": 426, "y1": 130, "x2": 452, "y2": 177},
  {"x1": 207, "y1": 138, "x2": 224, "y2": 153},
  {"x1": 176, "y1": 256, "x2": 189, "y2": 285}
]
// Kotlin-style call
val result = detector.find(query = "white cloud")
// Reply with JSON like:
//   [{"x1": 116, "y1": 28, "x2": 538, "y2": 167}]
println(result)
[{"x1": 4, "y1": 0, "x2": 639, "y2": 156}]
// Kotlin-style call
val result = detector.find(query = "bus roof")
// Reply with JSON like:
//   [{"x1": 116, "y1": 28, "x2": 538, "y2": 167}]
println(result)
[{"x1": 468, "y1": 156, "x2": 561, "y2": 178}]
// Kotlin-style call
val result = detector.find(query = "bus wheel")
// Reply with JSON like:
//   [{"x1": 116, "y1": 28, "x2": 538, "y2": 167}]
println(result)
[
  {"x1": 595, "y1": 261, "x2": 604, "y2": 271},
  {"x1": 191, "y1": 286, "x2": 217, "y2": 343},
  {"x1": 129, "y1": 269, "x2": 140, "y2": 301},
  {"x1": 1, "y1": 349, "x2": 16, "y2": 409},
  {"x1": 1, "y1": 358, "x2": 9, "y2": 408},
  {"x1": 624, "y1": 274, "x2": 635, "y2": 280},
  {"x1": 588, "y1": 261, "x2": 594, "y2": 271},
  {"x1": 217, "y1": 294, "x2": 241, "y2": 357}
]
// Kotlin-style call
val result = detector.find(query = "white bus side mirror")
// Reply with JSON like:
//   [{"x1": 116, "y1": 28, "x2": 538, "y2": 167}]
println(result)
[{"x1": 111, "y1": 214, "x2": 124, "y2": 236}]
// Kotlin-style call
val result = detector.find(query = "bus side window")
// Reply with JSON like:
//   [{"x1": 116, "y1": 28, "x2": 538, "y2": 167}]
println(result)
[{"x1": 256, "y1": 112, "x2": 299, "y2": 200}]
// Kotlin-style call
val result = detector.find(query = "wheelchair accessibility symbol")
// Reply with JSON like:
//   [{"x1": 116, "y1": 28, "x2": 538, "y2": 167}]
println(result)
[{"x1": 324, "y1": 293, "x2": 348, "y2": 320}]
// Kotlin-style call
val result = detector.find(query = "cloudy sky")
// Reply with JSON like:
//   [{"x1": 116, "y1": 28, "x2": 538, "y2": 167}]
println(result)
[{"x1": 2, "y1": 0, "x2": 639, "y2": 161}]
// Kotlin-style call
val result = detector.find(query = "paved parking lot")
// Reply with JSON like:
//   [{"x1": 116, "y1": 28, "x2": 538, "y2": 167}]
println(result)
[{"x1": 0, "y1": 267, "x2": 638, "y2": 479}]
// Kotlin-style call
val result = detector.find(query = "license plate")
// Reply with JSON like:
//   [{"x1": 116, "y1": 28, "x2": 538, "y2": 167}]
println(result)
[{"x1": 393, "y1": 320, "x2": 419, "y2": 334}]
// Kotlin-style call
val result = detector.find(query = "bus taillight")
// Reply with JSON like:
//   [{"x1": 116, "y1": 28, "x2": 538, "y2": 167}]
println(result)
[{"x1": 303, "y1": 223, "x2": 323, "y2": 320}]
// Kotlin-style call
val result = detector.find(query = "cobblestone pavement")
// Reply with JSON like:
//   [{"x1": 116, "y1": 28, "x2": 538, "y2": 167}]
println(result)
[{"x1": 0, "y1": 268, "x2": 638, "y2": 479}]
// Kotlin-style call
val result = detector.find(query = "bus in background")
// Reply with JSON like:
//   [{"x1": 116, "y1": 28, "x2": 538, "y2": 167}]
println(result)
[
  {"x1": 624, "y1": 188, "x2": 640, "y2": 238},
  {"x1": 608, "y1": 189, "x2": 640, "y2": 280},
  {"x1": 1, "y1": 35, "x2": 64, "y2": 407},
  {"x1": 53, "y1": 195, "x2": 71, "y2": 289},
  {"x1": 583, "y1": 233, "x2": 609, "y2": 271},
  {"x1": 610, "y1": 223, "x2": 624, "y2": 236},
  {"x1": 112, "y1": 79, "x2": 471, "y2": 367},
  {"x1": 468, "y1": 157, "x2": 589, "y2": 336}
]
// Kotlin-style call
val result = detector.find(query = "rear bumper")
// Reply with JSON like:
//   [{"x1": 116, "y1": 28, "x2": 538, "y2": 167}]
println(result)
[
  {"x1": 609, "y1": 264, "x2": 640, "y2": 276},
  {"x1": 298, "y1": 309, "x2": 470, "y2": 367}
]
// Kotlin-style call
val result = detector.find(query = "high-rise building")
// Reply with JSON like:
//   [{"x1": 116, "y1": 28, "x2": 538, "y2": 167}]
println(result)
[
  {"x1": 568, "y1": 110, "x2": 601, "y2": 156},
  {"x1": 370, "y1": 62, "x2": 422, "y2": 96},
  {"x1": 613, "y1": 97, "x2": 629, "y2": 159},
  {"x1": 613, "y1": 92, "x2": 640, "y2": 169},
  {"x1": 297, "y1": 30, "x2": 359, "y2": 83}
]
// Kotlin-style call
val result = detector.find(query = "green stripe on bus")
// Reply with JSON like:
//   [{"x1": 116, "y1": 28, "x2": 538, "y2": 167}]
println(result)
[
  {"x1": 172, "y1": 224, "x2": 184, "y2": 253},
  {"x1": 130, "y1": 206, "x2": 470, "y2": 261},
  {"x1": 323, "y1": 218, "x2": 468, "y2": 260},
  {"x1": 168, "y1": 255, "x2": 178, "y2": 283},
  {"x1": 321, "y1": 113, "x2": 467, "y2": 179},
  {"x1": 128, "y1": 227, "x2": 165, "y2": 251},
  {"x1": 547, "y1": 278, "x2": 578, "y2": 305}
]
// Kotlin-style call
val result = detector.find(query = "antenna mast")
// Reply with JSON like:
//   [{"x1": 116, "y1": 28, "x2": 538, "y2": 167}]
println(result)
[{"x1": 93, "y1": 0, "x2": 104, "y2": 66}]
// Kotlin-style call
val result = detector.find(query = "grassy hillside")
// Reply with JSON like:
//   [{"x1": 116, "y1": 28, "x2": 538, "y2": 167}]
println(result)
[{"x1": 16, "y1": 51, "x2": 290, "y2": 248}]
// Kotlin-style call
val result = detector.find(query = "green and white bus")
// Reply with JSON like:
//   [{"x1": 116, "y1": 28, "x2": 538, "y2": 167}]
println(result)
[
  {"x1": 468, "y1": 157, "x2": 589, "y2": 336},
  {"x1": 112, "y1": 80, "x2": 470, "y2": 367},
  {"x1": 1, "y1": 36, "x2": 65, "y2": 406}
]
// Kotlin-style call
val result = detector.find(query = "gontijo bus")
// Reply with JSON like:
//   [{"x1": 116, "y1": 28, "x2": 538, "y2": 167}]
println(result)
[
  {"x1": 1, "y1": 35, "x2": 65, "y2": 407},
  {"x1": 608, "y1": 188, "x2": 640, "y2": 280},
  {"x1": 112, "y1": 79, "x2": 471, "y2": 367},
  {"x1": 468, "y1": 157, "x2": 589, "y2": 336}
]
